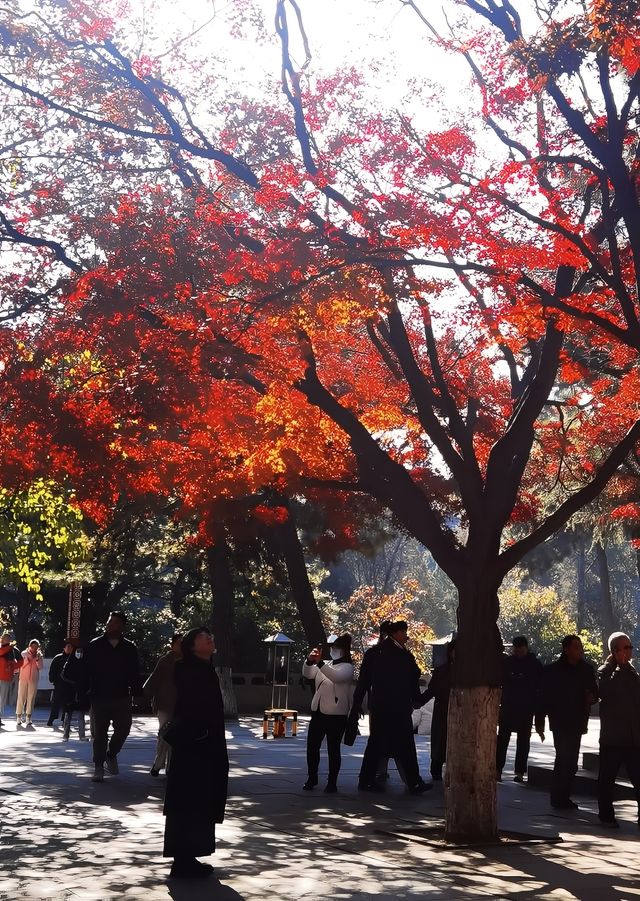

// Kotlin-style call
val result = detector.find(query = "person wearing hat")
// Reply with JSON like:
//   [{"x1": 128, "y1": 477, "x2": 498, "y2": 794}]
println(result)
[
  {"x1": 302, "y1": 633, "x2": 354, "y2": 793},
  {"x1": 16, "y1": 639, "x2": 43, "y2": 726},
  {"x1": 0, "y1": 633, "x2": 23, "y2": 728}
]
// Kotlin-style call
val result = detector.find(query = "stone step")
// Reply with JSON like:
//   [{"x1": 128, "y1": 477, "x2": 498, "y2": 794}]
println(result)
[{"x1": 527, "y1": 764, "x2": 636, "y2": 800}]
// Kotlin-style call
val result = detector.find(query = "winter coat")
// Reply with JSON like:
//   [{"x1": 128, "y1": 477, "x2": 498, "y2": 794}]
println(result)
[
  {"x1": 542, "y1": 656, "x2": 598, "y2": 735},
  {"x1": 19, "y1": 648, "x2": 43, "y2": 686},
  {"x1": 598, "y1": 660, "x2": 640, "y2": 749},
  {"x1": 49, "y1": 651, "x2": 72, "y2": 687},
  {"x1": 302, "y1": 658, "x2": 354, "y2": 715},
  {"x1": 82, "y1": 634, "x2": 143, "y2": 701},
  {"x1": 361, "y1": 637, "x2": 422, "y2": 718},
  {"x1": 0, "y1": 644, "x2": 22, "y2": 682},
  {"x1": 143, "y1": 650, "x2": 181, "y2": 714},
  {"x1": 418, "y1": 660, "x2": 452, "y2": 762},
  {"x1": 61, "y1": 651, "x2": 91, "y2": 712},
  {"x1": 163, "y1": 657, "x2": 229, "y2": 825},
  {"x1": 499, "y1": 651, "x2": 544, "y2": 730}
]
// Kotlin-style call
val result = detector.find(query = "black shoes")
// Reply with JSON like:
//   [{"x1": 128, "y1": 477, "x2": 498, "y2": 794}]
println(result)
[
  {"x1": 324, "y1": 783, "x2": 337, "y2": 794},
  {"x1": 303, "y1": 778, "x2": 318, "y2": 791},
  {"x1": 409, "y1": 780, "x2": 433, "y2": 794},
  {"x1": 169, "y1": 858, "x2": 214, "y2": 879}
]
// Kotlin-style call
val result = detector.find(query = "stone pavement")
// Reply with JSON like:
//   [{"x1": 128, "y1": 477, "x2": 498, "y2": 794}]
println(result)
[{"x1": 1, "y1": 711, "x2": 639, "y2": 900}]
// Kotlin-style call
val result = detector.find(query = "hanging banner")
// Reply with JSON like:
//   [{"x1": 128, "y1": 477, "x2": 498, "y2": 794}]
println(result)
[{"x1": 67, "y1": 582, "x2": 82, "y2": 640}]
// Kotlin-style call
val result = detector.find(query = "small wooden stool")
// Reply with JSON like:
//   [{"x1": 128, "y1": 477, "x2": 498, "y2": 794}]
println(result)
[{"x1": 262, "y1": 708, "x2": 298, "y2": 739}]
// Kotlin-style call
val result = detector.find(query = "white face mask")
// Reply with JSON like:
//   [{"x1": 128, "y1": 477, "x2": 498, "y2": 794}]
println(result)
[{"x1": 330, "y1": 647, "x2": 343, "y2": 661}]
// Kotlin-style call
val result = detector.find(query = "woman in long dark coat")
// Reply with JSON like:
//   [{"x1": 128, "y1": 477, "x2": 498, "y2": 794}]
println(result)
[{"x1": 163, "y1": 627, "x2": 229, "y2": 879}]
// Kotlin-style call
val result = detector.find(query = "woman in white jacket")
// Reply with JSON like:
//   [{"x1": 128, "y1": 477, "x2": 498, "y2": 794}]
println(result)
[
  {"x1": 301, "y1": 633, "x2": 354, "y2": 793},
  {"x1": 16, "y1": 639, "x2": 43, "y2": 726}
]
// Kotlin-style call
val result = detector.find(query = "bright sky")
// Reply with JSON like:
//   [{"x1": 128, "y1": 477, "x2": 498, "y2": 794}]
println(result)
[{"x1": 146, "y1": 0, "x2": 473, "y2": 120}]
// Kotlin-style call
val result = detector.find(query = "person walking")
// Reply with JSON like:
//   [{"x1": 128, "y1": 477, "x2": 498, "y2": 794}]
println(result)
[
  {"x1": 16, "y1": 639, "x2": 43, "y2": 726},
  {"x1": 302, "y1": 633, "x2": 354, "y2": 793},
  {"x1": 416, "y1": 640, "x2": 455, "y2": 781},
  {"x1": 0, "y1": 633, "x2": 22, "y2": 728},
  {"x1": 163, "y1": 627, "x2": 228, "y2": 880},
  {"x1": 144, "y1": 633, "x2": 183, "y2": 777},
  {"x1": 47, "y1": 640, "x2": 74, "y2": 727},
  {"x1": 350, "y1": 621, "x2": 392, "y2": 785},
  {"x1": 83, "y1": 611, "x2": 142, "y2": 782},
  {"x1": 541, "y1": 634, "x2": 598, "y2": 810},
  {"x1": 352, "y1": 621, "x2": 431, "y2": 794},
  {"x1": 597, "y1": 631, "x2": 640, "y2": 828},
  {"x1": 496, "y1": 636, "x2": 544, "y2": 783}
]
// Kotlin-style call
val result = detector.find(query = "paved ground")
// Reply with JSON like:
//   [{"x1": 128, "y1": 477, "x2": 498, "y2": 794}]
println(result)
[{"x1": 1, "y1": 710, "x2": 639, "y2": 900}]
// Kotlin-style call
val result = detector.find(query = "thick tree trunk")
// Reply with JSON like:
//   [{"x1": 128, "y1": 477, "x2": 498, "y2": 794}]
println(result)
[
  {"x1": 275, "y1": 511, "x2": 327, "y2": 646},
  {"x1": 445, "y1": 686, "x2": 501, "y2": 842},
  {"x1": 206, "y1": 538, "x2": 238, "y2": 719},
  {"x1": 595, "y1": 540, "x2": 615, "y2": 655},
  {"x1": 446, "y1": 574, "x2": 503, "y2": 842}
]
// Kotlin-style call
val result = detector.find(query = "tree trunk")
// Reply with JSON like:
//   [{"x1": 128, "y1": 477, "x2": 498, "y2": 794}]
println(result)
[
  {"x1": 275, "y1": 510, "x2": 327, "y2": 646},
  {"x1": 575, "y1": 532, "x2": 588, "y2": 632},
  {"x1": 206, "y1": 538, "x2": 238, "y2": 719},
  {"x1": 445, "y1": 575, "x2": 503, "y2": 842},
  {"x1": 595, "y1": 540, "x2": 615, "y2": 656},
  {"x1": 445, "y1": 686, "x2": 501, "y2": 842}
]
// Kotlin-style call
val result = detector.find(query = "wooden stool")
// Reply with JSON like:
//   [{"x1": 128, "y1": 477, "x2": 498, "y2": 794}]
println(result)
[{"x1": 262, "y1": 708, "x2": 298, "y2": 739}]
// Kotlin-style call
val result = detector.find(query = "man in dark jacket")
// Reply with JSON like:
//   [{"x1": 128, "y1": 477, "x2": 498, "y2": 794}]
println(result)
[
  {"x1": 47, "y1": 639, "x2": 74, "y2": 727},
  {"x1": 83, "y1": 611, "x2": 142, "y2": 783},
  {"x1": 541, "y1": 634, "x2": 598, "y2": 809},
  {"x1": 416, "y1": 640, "x2": 455, "y2": 780},
  {"x1": 352, "y1": 621, "x2": 430, "y2": 793},
  {"x1": 496, "y1": 636, "x2": 544, "y2": 782},
  {"x1": 597, "y1": 631, "x2": 640, "y2": 827}
]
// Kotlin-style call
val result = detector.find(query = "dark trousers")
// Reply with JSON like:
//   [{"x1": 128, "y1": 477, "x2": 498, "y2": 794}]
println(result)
[
  {"x1": 306, "y1": 711, "x2": 347, "y2": 785},
  {"x1": 550, "y1": 729, "x2": 582, "y2": 804},
  {"x1": 48, "y1": 686, "x2": 65, "y2": 723},
  {"x1": 359, "y1": 711, "x2": 421, "y2": 788},
  {"x1": 91, "y1": 696, "x2": 133, "y2": 765},
  {"x1": 598, "y1": 746, "x2": 640, "y2": 821},
  {"x1": 496, "y1": 718, "x2": 532, "y2": 775}
]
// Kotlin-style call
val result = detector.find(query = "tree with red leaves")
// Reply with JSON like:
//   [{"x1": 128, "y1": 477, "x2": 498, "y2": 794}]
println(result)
[{"x1": 0, "y1": 0, "x2": 639, "y2": 841}]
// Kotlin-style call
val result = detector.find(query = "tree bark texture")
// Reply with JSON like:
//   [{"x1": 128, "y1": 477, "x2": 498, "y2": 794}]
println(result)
[
  {"x1": 595, "y1": 540, "x2": 615, "y2": 653},
  {"x1": 444, "y1": 686, "x2": 501, "y2": 842}
]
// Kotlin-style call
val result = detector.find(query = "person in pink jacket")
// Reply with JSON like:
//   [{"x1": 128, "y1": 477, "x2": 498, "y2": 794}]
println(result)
[{"x1": 16, "y1": 639, "x2": 43, "y2": 726}]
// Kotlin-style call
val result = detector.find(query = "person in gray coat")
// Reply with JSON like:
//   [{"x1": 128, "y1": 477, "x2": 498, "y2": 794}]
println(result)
[{"x1": 597, "y1": 631, "x2": 640, "y2": 828}]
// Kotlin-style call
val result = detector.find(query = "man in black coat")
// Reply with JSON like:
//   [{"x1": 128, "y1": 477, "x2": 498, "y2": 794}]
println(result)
[
  {"x1": 416, "y1": 640, "x2": 455, "y2": 781},
  {"x1": 47, "y1": 639, "x2": 74, "y2": 727},
  {"x1": 496, "y1": 636, "x2": 544, "y2": 782},
  {"x1": 597, "y1": 631, "x2": 640, "y2": 827},
  {"x1": 82, "y1": 611, "x2": 142, "y2": 783},
  {"x1": 541, "y1": 634, "x2": 598, "y2": 809},
  {"x1": 352, "y1": 621, "x2": 430, "y2": 793}
]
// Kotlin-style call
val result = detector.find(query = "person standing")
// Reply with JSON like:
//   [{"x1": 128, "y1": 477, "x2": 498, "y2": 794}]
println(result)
[
  {"x1": 144, "y1": 633, "x2": 183, "y2": 777},
  {"x1": 163, "y1": 627, "x2": 228, "y2": 880},
  {"x1": 60, "y1": 646, "x2": 90, "y2": 742},
  {"x1": 542, "y1": 634, "x2": 598, "y2": 810},
  {"x1": 302, "y1": 633, "x2": 354, "y2": 793},
  {"x1": 0, "y1": 633, "x2": 22, "y2": 728},
  {"x1": 417, "y1": 640, "x2": 456, "y2": 781},
  {"x1": 83, "y1": 611, "x2": 142, "y2": 783},
  {"x1": 496, "y1": 636, "x2": 544, "y2": 782},
  {"x1": 350, "y1": 620, "x2": 391, "y2": 786},
  {"x1": 353, "y1": 621, "x2": 430, "y2": 794},
  {"x1": 16, "y1": 639, "x2": 43, "y2": 726},
  {"x1": 597, "y1": 632, "x2": 640, "y2": 828},
  {"x1": 47, "y1": 640, "x2": 75, "y2": 727}
]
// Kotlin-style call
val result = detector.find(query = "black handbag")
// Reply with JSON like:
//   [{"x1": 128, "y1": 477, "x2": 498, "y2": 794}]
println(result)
[{"x1": 159, "y1": 719, "x2": 209, "y2": 748}]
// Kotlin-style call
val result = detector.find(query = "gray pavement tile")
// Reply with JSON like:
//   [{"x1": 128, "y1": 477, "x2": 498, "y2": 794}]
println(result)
[{"x1": 1, "y1": 712, "x2": 640, "y2": 899}]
